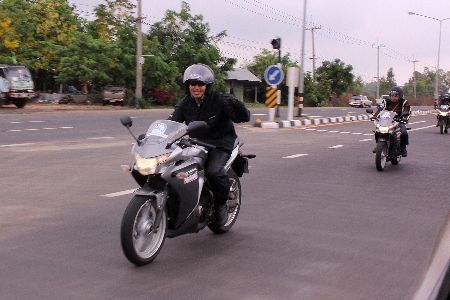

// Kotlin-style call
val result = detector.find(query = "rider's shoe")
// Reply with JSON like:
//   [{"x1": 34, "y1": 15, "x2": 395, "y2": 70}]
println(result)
[{"x1": 401, "y1": 146, "x2": 408, "y2": 157}]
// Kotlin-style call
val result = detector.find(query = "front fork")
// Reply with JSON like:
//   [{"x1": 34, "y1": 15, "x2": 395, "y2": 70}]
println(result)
[{"x1": 134, "y1": 184, "x2": 168, "y2": 233}]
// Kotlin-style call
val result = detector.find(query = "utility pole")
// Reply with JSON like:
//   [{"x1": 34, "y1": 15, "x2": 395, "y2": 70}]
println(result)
[
  {"x1": 410, "y1": 59, "x2": 419, "y2": 99},
  {"x1": 297, "y1": 0, "x2": 307, "y2": 117},
  {"x1": 135, "y1": 0, "x2": 142, "y2": 109},
  {"x1": 307, "y1": 25, "x2": 321, "y2": 81},
  {"x1": 373, "y1": 42, "x2": 385, "y2": 99}
]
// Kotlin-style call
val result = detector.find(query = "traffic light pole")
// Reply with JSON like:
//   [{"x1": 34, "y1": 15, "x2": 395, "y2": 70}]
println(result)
[{"x1": 271, "y1": 38, "x2": 282, "y2": 119}]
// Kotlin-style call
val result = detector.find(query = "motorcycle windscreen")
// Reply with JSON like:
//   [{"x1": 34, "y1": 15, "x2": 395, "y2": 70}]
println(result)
[
  {"x1": 135, "y1": 120, "x2": 187, "y2": 158},
  {"x1": 378, "y1": 110, "x2": 396, "y2": 127}
]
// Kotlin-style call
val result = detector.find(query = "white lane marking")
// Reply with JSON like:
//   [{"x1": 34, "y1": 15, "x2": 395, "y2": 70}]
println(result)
[
  {"x1": 25, "y1": 128, "x2": 39, "y2": 131},
  {"x1": 252, "y1": 113, "x2": 267, "y2": 116},
  {"x1": 102, "y1": 189, "x2": 136, "y2": 198},
  {"x1": 87, "y1": 137, "x2": 114, "y2": 140},
  {"x1": 29, "y1": 121, "x2": 45, "y2": 123},
  {"x1": 0, "y1": 142, "x2": 36, "y2": 148},
  {"x1": 10, "y1": 121, "x2": 22, "y2": 124},
  {"x1": 7, "y1": 129, "x2": 23, "y2": 132},
  {"x1": 328, "y1": 130, "x2": 339, "y2": 133},
  {"x1": 339, "y1": 131, "x2": 351, "y2": 134},
  {"x1": 316, "y1": 129, "x2": 328, "y2": 132},
  {"x1": 409, "y1": 120, "x2": 426, "y2": 125},
  {"x1": 43, "y1": 127, "x2": 57, "y2": 130},
  {"x1": 363, "y1": 133, "x2": 372, "y2": 136},
  {"x1": 305, "y1": 128, "x2": 316, "y2": 131},
  {"x1": 328, "y1": 145, "x2": 344, "y2": 149},
  {"x1": 360, "y1": 139, "x2": 372, "y2": 142},
  {"x1": 283, "y1": 153, "x2": 309, "y2": 159},
  {"x1": 60, "y1": 126, "x2": 74, "y2": 129},
  {"x1": 351, "y1": 132, "x2": 363, "y2": 135},
  {"x1": 409, "y1": 125, "x2": 436, "y2": 132}
]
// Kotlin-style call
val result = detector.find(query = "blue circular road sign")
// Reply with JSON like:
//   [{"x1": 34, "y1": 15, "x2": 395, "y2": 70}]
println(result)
[{"x1": 264, "y1": 65, "x2": 284, "y2": 86}]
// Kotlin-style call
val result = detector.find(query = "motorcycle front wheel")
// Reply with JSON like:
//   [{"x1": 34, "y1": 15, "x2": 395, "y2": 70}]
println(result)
[
  {"x1": 375, "y1": 142, "x2": 387, "y2": 171},
  {"x1": 208, "y1": 169, "x2": 241, "y2": 234},
  {"x1": 120, "y1": 195, "x2": 167, "y2": 266},
  {"x1": 440, "y1": 119, "x2": 445, "y2": 134}
]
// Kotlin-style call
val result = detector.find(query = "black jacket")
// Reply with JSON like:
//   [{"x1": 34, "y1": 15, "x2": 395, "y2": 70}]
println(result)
[{"x1": 168, "y1": 91, "x2": 250, "y2": 153}]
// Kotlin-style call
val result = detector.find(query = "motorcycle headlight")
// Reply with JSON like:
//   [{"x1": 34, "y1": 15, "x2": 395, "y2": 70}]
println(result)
[
  {"x1": 378, "y1": 126, "x2": 389, "y2": 134},
  {"x1": 134, "y1": 153, "x2": 169, "y2": 175}
]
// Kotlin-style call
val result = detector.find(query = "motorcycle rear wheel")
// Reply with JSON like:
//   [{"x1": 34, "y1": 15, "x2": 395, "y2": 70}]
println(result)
[
  {"x1": 121, "y1": 195, "x2": 167, "y2": 266},
  {"x1": 375, "y1": 142, "x2": 387, "y2": 171},
  {"x1": 208, "y1": 169, "x2": 241, "y2": 234}
]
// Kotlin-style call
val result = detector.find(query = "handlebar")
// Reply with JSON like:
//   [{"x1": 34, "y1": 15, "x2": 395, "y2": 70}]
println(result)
[{"x1": 189, "y1": 138, "x2": 216, "y2": 149}]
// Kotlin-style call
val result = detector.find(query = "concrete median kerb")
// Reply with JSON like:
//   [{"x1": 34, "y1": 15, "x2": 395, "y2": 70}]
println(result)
[{"x1": 254, "y1": 110, "x2": 434, "y2": 129}]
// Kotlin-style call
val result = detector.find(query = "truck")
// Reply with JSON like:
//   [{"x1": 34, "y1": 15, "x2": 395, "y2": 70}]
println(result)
[{"x1": 0, "y1": 65, "x2": 36, "y2": 108}]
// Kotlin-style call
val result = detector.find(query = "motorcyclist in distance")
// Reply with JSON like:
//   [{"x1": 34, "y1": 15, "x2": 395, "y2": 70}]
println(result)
[
  {"x1": 435, "y1": 93, "x2": 450, "y2": 127},
  {"x1": 168, "y1": 64, "x2": 250, "y2": 226},
  {"x1": 371, "y1": 86, "x2": 411, "y2": 157}
]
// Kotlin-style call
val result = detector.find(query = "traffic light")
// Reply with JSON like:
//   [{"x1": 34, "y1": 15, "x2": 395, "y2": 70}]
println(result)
[{"x1": 271, "y1": 38, "x2": 281, "y2": 50}]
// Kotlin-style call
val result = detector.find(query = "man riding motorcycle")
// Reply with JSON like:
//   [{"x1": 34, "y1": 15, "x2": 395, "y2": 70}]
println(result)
[
  {"x1": 168, "y1": 64, "x2": 250, "y2": 226},
  {"x1": 372, "y1": 86, "x2": 411, "y2": 157},
  {"x1": 436, "y1": 92, "x2": 450, "y2": 127}
]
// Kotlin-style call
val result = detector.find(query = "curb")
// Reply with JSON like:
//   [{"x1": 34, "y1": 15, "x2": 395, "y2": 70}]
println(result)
[{"x1": 254, "y1": 110, "x2": 434, "y2": 128}]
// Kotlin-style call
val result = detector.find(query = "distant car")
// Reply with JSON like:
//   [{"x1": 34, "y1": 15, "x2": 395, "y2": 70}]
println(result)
[
  {"x1": 375, "y1": 94, "x2": 390, "y2": 107},
  {"x1": 349, "y1": 95, "x2": 372, "y2": 108},
  {"x1": 102, "y1": 86, "x2": 126, "y2": 105}
]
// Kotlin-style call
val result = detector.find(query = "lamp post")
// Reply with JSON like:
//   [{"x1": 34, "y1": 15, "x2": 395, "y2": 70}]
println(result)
[
  {"x1": 135, "y1": 0, "x2": 142, "y2": 109},
  {"x1": 408, "y1": 12, "x2": 450, "y2": 100}
]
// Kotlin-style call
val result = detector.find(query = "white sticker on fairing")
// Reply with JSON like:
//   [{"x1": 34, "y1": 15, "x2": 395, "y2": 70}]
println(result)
[{"x1": 148, "y1": 122, "x2": 168, "y2": 138}]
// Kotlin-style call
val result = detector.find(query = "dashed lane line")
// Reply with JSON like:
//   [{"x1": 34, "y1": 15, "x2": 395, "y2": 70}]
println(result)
[
  {"x1": 0, "y1": 143, "x2": 37, "y2": 148},
  {"x1": 328, "y1": 145, "x2": 344, "y2": 149},
  {"x1": 102, "y1": 189, "x2": 136, "y2": 198},
  {"x1": 283, "y1": 153, "x2": 309, "y2": 159},
  {"x1": 6, "y1": 126, "x2": 74, "y2": 132}
]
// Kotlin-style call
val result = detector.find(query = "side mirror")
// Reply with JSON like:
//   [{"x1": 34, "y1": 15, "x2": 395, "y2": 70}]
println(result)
[
  {"x1": 366, "y1": 108, "x2": 373, "y2": 114},
  {"x1": 120, "y1": 115, "x2": 132, "y2": 128},
  {"x1": 187, "y1": 121, "x2": 208, "y2": 133}
]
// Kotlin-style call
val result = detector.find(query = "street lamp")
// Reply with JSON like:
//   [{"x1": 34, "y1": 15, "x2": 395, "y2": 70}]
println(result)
[{"x1": 408, "y1": 11, "x2": 450, "y2": 100}]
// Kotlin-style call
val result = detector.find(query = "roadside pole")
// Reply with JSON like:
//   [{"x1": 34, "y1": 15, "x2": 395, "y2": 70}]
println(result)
[
  {"x1": 287, "y1": 67, "x2": 299, "y2": 121},
  {"x1": 297, "y1": 0, "x2": 307, "y2": 117}
]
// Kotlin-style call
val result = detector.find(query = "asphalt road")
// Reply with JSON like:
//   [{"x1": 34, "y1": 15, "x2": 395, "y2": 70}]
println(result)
[{"x1": 0, "y1": 106, "x2": 448, "y2": 299}]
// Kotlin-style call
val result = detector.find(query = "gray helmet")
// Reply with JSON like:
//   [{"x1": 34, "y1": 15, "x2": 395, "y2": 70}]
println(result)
[{"x1": 183, "y1": 64, "x2": 215, "y2": 85}]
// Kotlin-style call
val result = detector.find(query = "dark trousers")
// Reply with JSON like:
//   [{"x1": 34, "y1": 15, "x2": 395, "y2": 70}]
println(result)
[
  {"x1": 205, "y1": 148, "x2": 231, "y2": 206},
  {"x1": 399, "y1": 123, "x2": 409, "y2": 146}
]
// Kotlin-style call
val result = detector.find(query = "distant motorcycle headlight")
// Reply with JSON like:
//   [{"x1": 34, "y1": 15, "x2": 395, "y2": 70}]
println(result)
[{"x1": 134, "y1": 153, "x2": 169, "y2": 175}]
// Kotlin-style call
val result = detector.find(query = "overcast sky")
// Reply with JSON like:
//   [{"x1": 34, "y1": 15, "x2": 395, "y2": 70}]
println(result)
[{"x1": 69, "y1": 0, "x2": 450, "y2": 85}]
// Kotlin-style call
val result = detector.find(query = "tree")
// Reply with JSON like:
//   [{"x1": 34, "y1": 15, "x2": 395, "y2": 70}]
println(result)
[
  {"x1": 403, "y1": 67, "x2": 435, "y2": 98},
  {"x1": 378, "y1": 67, "x2": 397, "y2": 95},
  {"x1": 315, "y1": 59, "x2": 354, "y2": 98},
  {"x1": 147, "y1": 1, "x2": 235, "y2": 95}
]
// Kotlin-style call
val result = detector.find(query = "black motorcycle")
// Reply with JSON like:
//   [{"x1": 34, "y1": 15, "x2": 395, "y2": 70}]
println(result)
[
  {"x1": 119, "y1": 116, "x2": 255, "y2": 266},
  {"x1": 367, "y1": 108, "x2": 409, "y2": 171}
]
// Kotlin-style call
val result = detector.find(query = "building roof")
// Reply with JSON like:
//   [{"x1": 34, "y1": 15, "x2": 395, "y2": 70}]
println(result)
[{"x1": 226, "y1": 68, "x2": 261, "y2": 82}]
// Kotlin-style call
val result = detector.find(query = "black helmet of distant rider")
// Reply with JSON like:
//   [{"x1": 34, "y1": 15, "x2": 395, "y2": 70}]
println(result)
[
  {"x1": 183, "y1": 64, "x2": 215, "y2": 93},
  {"x1": 389, "y1": 86, "x2": 404, "y2": 100}
]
